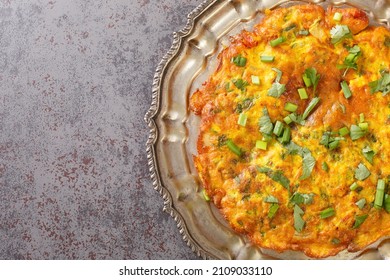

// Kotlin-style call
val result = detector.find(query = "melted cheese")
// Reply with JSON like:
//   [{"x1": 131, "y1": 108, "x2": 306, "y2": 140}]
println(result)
[{"x1": 190, "y1": 4, "x2": 390, "y2": 258}]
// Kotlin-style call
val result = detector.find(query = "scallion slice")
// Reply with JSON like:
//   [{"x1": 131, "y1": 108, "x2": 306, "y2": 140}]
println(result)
[
  {"x1": 232, "y1": 55, "x2": 247, "y2": 67},
  {"x1": 350, "y1": 124, "x2": 366, "y2": 140},
  {"x1": 273, "y1": 121, "x2": 284, "y2": 137},
  {"x1": 281, "y1": 127, "x2": 291, "y2": 144},
  {"x1": 341, "y1": 81, "x2": 352, "y2": 99},
  {"x1": 284, "y1": 115, "x2": 293, "y2": 125},
  {"x1": 251, "y1": 75, "x2": 260, "y2": 85},
  {"x1": 350, "y1": 182, "x2": 359, "y2": 191},
  {"x1": 226, "y1": 139, "x2": 242, "y2": 157},
  {"x1": 284, "y1": 102, "x2": 298, "y2": 112},
  {"x1": 302, "y1": 97, "x2": 320, "y2": 120},
  {"x1": 303, "y1": 73, "x2": 312, "y2": 87},
  {"x1": 298, "y1": 29, "x2": 309, "y2": 36},
  {"x1": 270, "y1": 36, "x2": 286, "y2": 47},
  {"x1": 358, "y1": 122, "x2": 369, "y2": 131},
  {"x1": 333, "y1": 12, "x2": 343, "y2": 21},
  {"x1": 298, "y1": 88, "x2": 308, "y2": 99},
  {"x1": 385, "y1": 194, "x2": 390, "y2": 213},
  {"x1": 237, "y1": 113, "x2": 248, "y2": 127},
  {"x1": 355, "y1": 198, "x2": 366, "y2": 210},
  {"x1": 260, "y1": 55, "x2": 275, "y2": 62},
  {"x1": 374, "y1": 179, "x2": 385, "y2": 209},
  {"x1": 322, "y1": 162, "x2": 329, "y2": 172},
  {"x1": 256, "y1": 140, "x2": 268, "y2": 150},
  {"x1": 339, "y1": 126, "x2": 350, "y2": 137},
  {"x1": 359, "y1": 113, "x2": 365, "y2": 123},
  {"x1": 320, "y1": 208, "x2": 335, "y2": 219}
]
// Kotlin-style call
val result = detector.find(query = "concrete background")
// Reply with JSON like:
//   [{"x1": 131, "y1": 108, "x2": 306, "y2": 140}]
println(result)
[{"x1": 0, "y1": 0, "x2": 201, "y2": 259}]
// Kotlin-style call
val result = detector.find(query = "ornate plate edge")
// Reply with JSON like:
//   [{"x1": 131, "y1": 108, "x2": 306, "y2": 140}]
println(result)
[{"x1": 144, "y1": 0, "x2": 219, "y2": 260}]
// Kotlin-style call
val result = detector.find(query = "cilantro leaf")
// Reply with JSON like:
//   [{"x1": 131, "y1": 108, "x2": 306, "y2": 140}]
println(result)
[
  {"x1": 264, "y1": 195, "x2": 279, "y2": 204},
  {"x1": 362, "y1": 146, "x2": 375, "y2": 164},
  {"x1": 369, "y1": 71, "x2": 390, "y2": 96},
  {"x1": 354, "y1": 163, "x2": 371, "y2": 181},
  {"x1": 257, "y1": 166, "x2": 290, "y2": 190},
  {"x1": 290, "y1": 192, "x2": 315, "y2": 205},
  {"x1": 350, "y1": 124, "x2": 367, "y2": 141},
  {"x1": 303, "y1": 68, "x2": 321, "y2": 95},
  {"x1": 320, "y1": 131, "x2": 344, "y2": 150},
  {"x1": 268, "y1": 203, "x2": 279, "y2": 219},
  {"x1": 267, "y1": 82, "x2": 286, "y2": 97},
  {"x1": 284, "y1": 142, "x2": 316, "y2": 180},
  {"x1": 330, "y1": 24, "x2": 352, "y2": 45},
  {"x1": 337, "y1": 45, "x2": 362, "y2": 76},
  {"x1": 294, "y1": 204, "x2": 305, "y2": 232},
  {"x1": 259, "y1": 107, "x2": 274, "y2": 136},
  {"x1": 232, "y1": 78, "x2": 249, "y2": 92}
]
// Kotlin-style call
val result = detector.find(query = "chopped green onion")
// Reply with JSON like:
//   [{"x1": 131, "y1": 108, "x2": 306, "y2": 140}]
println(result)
[
  {"x1": 264, "y1": 195, "x2": 279, "y2": 204},
  {"x1": 358, "y1": 122, "x2": 369, "y2": 131},
  {"x1": 256, "y1": 140, "x2": 268, "y2": 150},
  {"x1": 284, "y1": 102, "x2": 298, "y2": 112},
  {"x1": 270, "y1": 36, "x2": 286, "y2": 47},
  {"x1": 339, "y1": 126, "x2": 350, "y2": 137},
  {"x1": 202, "y1": 189, "x2": 210, "y2": 202},
  {"x1": 350, "y1": 182, "x2": 359, "y2": 191},
  {"x1": 273, "y1": 121, "x2": 284, "y2": 137},
  {"x1": 362, "y1": 146, "x2": 375, "y2": 164},
  {"x1": 303, "y1": 73, "x2": 312, "y2": 87},
  {"x1": 341, "y1": 81, "x2": 352, "y2": 99},
  {"x1": 232, "y1": 78, "x2": 249, "y2": 91},
  {"x1": 260, "y1": 55, "x2": 275, "y2": 62},
  {"x1": 281, "y1": 127, "x2": 291, "y2": 144},
  {"x1": 328, "y1": 140, "x2": 340, "y2": 150},
  {"x1": 322, "y1": 162, "x2": 329, "y2": 172},
  {"x1": 237, "y1": 113, "x2": 248, "y2": 127},
  {"x1": 320, "y1": 208, "x2": 335, "y2": 219},
  {"x1": 298, "y1": 88, "x2": 308, "y2": 99},
  {"x1": 359, "y1": 113, "x2": 365, "y2": 123},
  {"x1": 232, "y1": 55, "x2": 247, "y2": 67},
  {"x1": 302, "y1": 97, "x2": 320, "y2": 120},
  {"x1": 369, "y1": 71, "x2": 390, "y2": 95},
  {"x1": 303, "y1": 68, "x2": 321, "y2": 94},
  {"x1": 284, "y1": 115, "x2": 293, "y2": 125},
  {"x1": 350, "y1": 124, "x2": 366, "y2": 141},
  {"x1": 226, "y1": 139, "x2": 242, "y2": 157},
  {"x1": 333, "y1": 12, "x2": 343, "y2": 21},
  {"x1": 374, "y1": 179, "x2": 385, "y2": 209},
  {"x1": 355, "y1": 198, "x2": 366, "y2": 210},
  {"x1": 384, "y1": 194, "x2": 390, "y2": 213},
  {"x1": 272, "y1": 67, "x2": 283, "y2": 83},
  {"x1": 298, "y1": 29, "x2": 309, "y2": 36},
  {"x1": 268, "y1": 203, "x2": 279, "y2": 219},
  {"x1": 354, "y1": 163, "x2": 371, "y2": 181},
  {"x1": 353, "y1": 214, "x2": 368, "y2": 229},
  {"x1": 251, "y1": 75, "x2": 261, "y2": 85}
]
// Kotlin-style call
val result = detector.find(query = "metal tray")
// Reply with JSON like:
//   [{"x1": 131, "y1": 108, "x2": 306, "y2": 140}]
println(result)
[{"x1": 145, "y1": 0, "x2": 390, "y2": 259}]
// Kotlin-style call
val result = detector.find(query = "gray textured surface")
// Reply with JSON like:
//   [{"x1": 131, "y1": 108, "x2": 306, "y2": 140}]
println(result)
[{"x1": 0, "y1": 0, "x2": 201, "y2": 259}]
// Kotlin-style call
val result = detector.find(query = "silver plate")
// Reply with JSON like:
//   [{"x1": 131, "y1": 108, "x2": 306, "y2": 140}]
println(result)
[{"x1": 145, "y1": 0, "x2": 390, "y2": 259}]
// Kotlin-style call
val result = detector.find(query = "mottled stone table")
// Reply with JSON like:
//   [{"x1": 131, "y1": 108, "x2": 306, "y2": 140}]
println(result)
[{"x1": 0, "y1": 0, "x2": 201, "y2": 259}]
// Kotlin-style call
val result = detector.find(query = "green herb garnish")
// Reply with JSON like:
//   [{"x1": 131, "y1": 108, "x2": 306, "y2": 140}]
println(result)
[
  {"x1": 226, "y1": 139, "x2": 243, "y2": 157},
  {"x1": 268, "y1": 203, "x2": 279, "y2": 219},
  {"x1": 259, "y1": 107, "x2": 274, "y2": 136},
  {"x1": 257, "y1": 166, "x2": 290, "y2": 190},
  {"x1": 374, "y1": 179, "x2": 386, "y2": 209},
  {"x1": 270, "y1": 36, "x2": 286, "y2": 47},
  {"x1": 290, "y1": 192, "x2": 314, "y2": 205},
  {"x1": 232, "y1": 78, "x2": 249, "y2": 92},
  {"x1": 355, "y1": 198, "x2": 366, "y2": 210},
  {"x1": 330, "y1": 24, "x2": 352, "y2": 44},
  {"x1": 340, "y1": 81, "x2": 352, "y2": 99},
  {"x1": 232, "y1": 54, "x2": 247, "y2": 67},
  {"x1": 284, "y1": 142, "x2": 316, "y2": 180},
  {"x1": 362, "y1": 146, "x2": 375, "y2": 164},
  {"x1": 302, "y1": 97, "x2": 320, "y2": 120},
  {"x1": 294, "y1": 205, "x2": 305, "y2": 232},
  {"x1": 264, "y1": 195, "x2": 279, "y2": 204},
  {"x1": 320, "y1": 208, "x2": 335, "y2": 219},
  {"x1": 354, "y1": 163, "x2": 371, "y2": 181},
  {"x1": 353, "y1": 214, "x2": 368, "y2": 229},
  {"x1": 350, "y1": 124, "x2": 367, "y2": 141},
  {"x1": 369, "y1": 71, "x2": 390, "y2": 96},
  {"x1": 303, "y1": 68, "x2": 321, "y2": 95}
]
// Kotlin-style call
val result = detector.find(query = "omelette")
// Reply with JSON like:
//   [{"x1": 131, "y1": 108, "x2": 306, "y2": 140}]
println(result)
[{"x1": 190, "y1": 4, "x2": 390, "y2": 258}]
